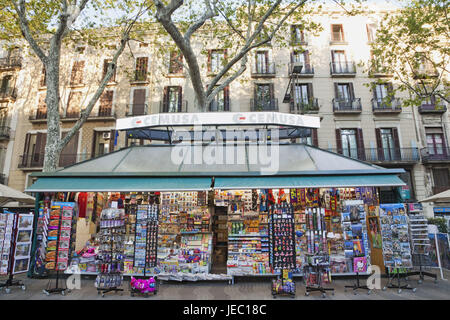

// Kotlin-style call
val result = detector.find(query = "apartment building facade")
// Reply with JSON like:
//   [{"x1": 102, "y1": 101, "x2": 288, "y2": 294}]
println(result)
[{"x1": 3, "y1": 6, "x2": 449, "y2": 218}]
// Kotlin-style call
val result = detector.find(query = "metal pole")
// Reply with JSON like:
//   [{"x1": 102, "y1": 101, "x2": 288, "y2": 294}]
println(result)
[{"x1": 434, "y1": 232, "x2": 447, "y2": 280}]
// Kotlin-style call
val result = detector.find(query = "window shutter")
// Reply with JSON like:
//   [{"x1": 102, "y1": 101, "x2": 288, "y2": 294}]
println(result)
[
  {"x1": 331, "y1": 50, "x2": 336, "y2": 63},
  {"x1": 163, "y1": 86, "x2": 169, "y2": 112},
  {"x1": 269, "y1": 83, "x2": 275, "y2": 109},
  {"x1": 224, "y1": 86, "x2": 230, "y2": 111},
  {"x1": 392, "y1": 127, "x2": 401, "y2": 159},
  {"x1": 22, "y1": 133, "x2": 31, "y2": 166},
  {"x1": 349, "y1": 83, "x2": 355, "y2": 100},
  {"x1": 375, "y1": 128, "x2": 384, "y2": 160},
  {"x1": 60, "y1": 131, "x2": 79, "y2": 167},
  {"x1": 207, "y1": 50, "x2": 212, "y2": 72},
  {"x1": 304, "y1": 50, "x2": 310, "y2": 67},
  {"x1": 177, "y1": 86, "x2": 183, "y2": 112},
  {"x1": 109, "y1": 130, "x2": 116, "y2": 152},
  {"x1": 312, "y1": 128, "x2": 318, "y2": 147},
  {"x1": 32, "y1": 132, "x2": 46, "y2": 166},
  {"x1": 307, "y1": 83, "x2": 314, "y2": 101},
  {"x1": 334, "y1": 83, "x2": 339, "y2": 99},
  {"x1": 91, "y1": 131, "x2": 97, "y2": 159},
  {"x1": 335, "y1": 129, "x2": 342, "y2": 154},
  {"x1": 356, "y1": 128, "x2": 366, "y2": 160}
]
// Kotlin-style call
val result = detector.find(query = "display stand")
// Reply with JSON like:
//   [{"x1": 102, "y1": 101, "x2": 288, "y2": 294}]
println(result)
[
  {"x1": 269, "y1": 203, "x2": 297, "y2": 298},
  {"x1": 96, "y1": 208, "x2": 124, "y2": 297},
  {"x1": 344, "y1": 257, "x2": 370, "y2": 294},
  {"x1": 382, "y1": 267, "x2": 417, "y2": 294},
  {"x1": 407, "y1": 214, "x2": 437, "y2": 284},
  {"x1": 303, "y1": 207, "x2": 334, "y2": 298},
  {"x1": 0, "y1": 214, "x2": 26, "y2": 293}
]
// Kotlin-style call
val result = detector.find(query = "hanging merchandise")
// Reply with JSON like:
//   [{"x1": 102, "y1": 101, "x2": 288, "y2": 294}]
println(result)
[
  {"x1": 269, "y1": 203, "x2": 296, "y2": 270},
  {"x1": 96, "y1": 206, "x2": 125, "y2": 297},
  {"x1": 303, "y1": 206, "x2": 334, "y2": 297}
]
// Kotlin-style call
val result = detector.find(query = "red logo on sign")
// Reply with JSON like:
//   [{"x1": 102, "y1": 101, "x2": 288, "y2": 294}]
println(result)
[
  {"x1": 136, "y1": 120, "x2": 142, "y2": 124},
  {"x1": 239, "y1": 117, "x2": 246, "y2": 120}
]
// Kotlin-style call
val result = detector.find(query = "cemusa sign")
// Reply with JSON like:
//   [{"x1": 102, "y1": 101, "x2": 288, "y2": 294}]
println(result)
[{"x1": 115, "y1": 112, "x2": 321, "y2": 131}]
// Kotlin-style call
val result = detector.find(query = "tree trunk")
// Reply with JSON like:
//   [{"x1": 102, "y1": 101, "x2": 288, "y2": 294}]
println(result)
[{"x1": 42, "y1": 52, "x2": 62, "y2": 172}]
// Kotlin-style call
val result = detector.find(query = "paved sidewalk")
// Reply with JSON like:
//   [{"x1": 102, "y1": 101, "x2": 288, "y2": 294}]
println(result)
[{"x1": 1, "y1": 270, "x2": 449, "y2": 300}]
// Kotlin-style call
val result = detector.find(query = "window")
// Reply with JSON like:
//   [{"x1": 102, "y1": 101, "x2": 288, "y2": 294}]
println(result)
[
  {"x1": 375, "y1": 128, "x2": 400, "y2": 161},
  {"x1": 169, "y1": 51, "x2": 183, "y2": 74},
  {"x1": 92, "y1": 131, "x2": 111, "y2": 158},
  {"x1": 293, "y1": 83, "x2": 314, "y2": 110},
  {"x1": 331, "y1": 50, "x2": 348, "y2": 72},
  {"x1": 163, "y1": 86, "x2": 182, "y2": 113},
  {"x1": 374, "y1": 83, "x2": 393, "y2": 101},
  {"x1": 36, "y1": 93, "x2": 47, "y2": 119},
  {"x1": 99, "y1": 90, "x2": 114, "y2": 117},
  {"x1": 102, "y1": 59, "x2": 116, "y2": 82},
  {"x1": 209, "y1": 50, "x2": 226, "y2": 74},
  {"x1": 331, "y1": 24, "x2": 344, "y2": 42},
  {"x1": 209, "y1": 86, "x2": 229, "y2": 111},
  {"x1": 291, "y1": 25, "x2": 305, "y2": 44},
  {"x1": 0, "y1": 75, "x2": 11, "y2": 93},
  {"x1": 135, "y1": 57, "x2": 148, "y2": 81},
  {"x1": 432, "y1": 169, "x2": 450, "y2": 194},
  {"x1": 253, "y1": 83, "x2": 275, "y2": 111},
  {"x1": 59, "y1": 131, "x2": 79, "y2": 167},
  {"x1": 70, "y1": 61, "x2": 85, "y2": 85},
  {"x1": 336, "y1": 128, "x2": 365, "y2": 160},
  {"x1": 66, "y1": 91, "x2": 83, "y2": 118},
  {"x1": 131, "y1": 88, "x2": 147, "y2": 116},
  {"x1": 22, "y1": 132, "x2": 46, "y2": 167},
  {"x1": 300, "y1": 129, "x2": 318, "y2": 147},
  {"x1": 255, "y1": 51, "x2": 269, "y2": 73},
  {"x1": 291, "y1": 50, "x2": 311, "y2": 73},
  {"x1": 426, "y1": 127, "x2": 446, "y2": 155},
  {"x1": 335, "y1": 83, "x2": 353, "y2": 101}
]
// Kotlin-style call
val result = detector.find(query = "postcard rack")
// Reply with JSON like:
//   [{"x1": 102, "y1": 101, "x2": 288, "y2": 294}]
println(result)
[
  {"x1": 0, "y1": 213, "x2": 27, "y2": 293},
  {"x1": 408, "y1": 213, "x2": 437, "y2": 284},
  {"x1": 303, "y1": 207, "x2": 334, "y2": 298},
  {"x1": 344, "y1": 256, "x2": 371, "y2": 294}
]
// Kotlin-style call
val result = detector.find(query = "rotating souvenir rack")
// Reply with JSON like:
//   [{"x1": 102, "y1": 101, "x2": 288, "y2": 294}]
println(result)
[
  {"x1": 303, "y1": 207, "x2": 334, "y2": 297},
  {"x1": 407, "y1": 212, "x2": 437, "y2": 284},
  {"x1": 0, "y1": 212, "x2": 34, "y2": 293},
  {"x1": 379, "y1": 204, "x2": 416, "y2": 294},
  {"x1": 43, "y1": 202, "x2": 76, "y2": 296},
  {"x1": 269, "y1": 203, "x2": 296, "y2": 298},
  {"x1": 96, "y1": 207, "x2": 125, "y2": 297},
  {"x1": 133, "y1": 204, "x2": 159, "y2": 276}
]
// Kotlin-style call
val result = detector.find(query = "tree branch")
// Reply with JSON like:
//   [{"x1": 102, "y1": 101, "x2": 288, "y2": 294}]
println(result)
[{"x1": 12, "y1": 0, "x2": 48, "y2": 63}]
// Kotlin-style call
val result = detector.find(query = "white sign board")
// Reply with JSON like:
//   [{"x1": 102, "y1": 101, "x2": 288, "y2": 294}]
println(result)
[{"x1": 115, "y1": 112, "x2": 321, "y2": 131}]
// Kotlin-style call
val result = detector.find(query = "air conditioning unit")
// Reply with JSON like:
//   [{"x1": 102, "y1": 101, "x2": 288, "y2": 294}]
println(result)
[
  {"x1": 102, "y1": 132, "x2": 111, "y2": 139},
  {"x1": 291, "y1": 62, "x2": 303, "y2": 74}
]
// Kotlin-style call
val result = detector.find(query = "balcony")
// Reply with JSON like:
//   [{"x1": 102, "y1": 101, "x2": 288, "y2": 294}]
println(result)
[
  {"x1": 0, "y1": 88, "x2": 17, "y2": 102},
  {"x1": 413, "y1": 65, "x2": 439, "y2": 79},
  {"x1": 208, "y1": 100, "x2": 230, "y2": 112},
  {"x1": 421, "y1": 147, "x2": 450, "y2": 163},
  {"x1": 126, "y1": 104, "x2": 148, "y2": 117},
  {"x1": 29, "y1": 110, "x2": 47, "y2": 123},
  {"x1": 331, "y1": 148, "x2": 420, "y2": 163},
  {"x1": 330, "y1": 34, "x2": 348, "y2": 45},
  {"x1": 288, "y1": 63, "x2": 314, "y2": 77},
  {"x1": 160, "y1": 100, "x2": 188, "y2": 113},
  {"x1": 19, "y1": 153, "x2": 92, "y2": 169},
  {"x1": 369, "y1": 61, "x2": 393, "y2": 77},
  {"x1": 251, "y1": 62, "x2": 276, "y2": 78},
  {"x1": 0, "y1": 126, "x2": 11, "y2": 140},
  {"x1": 0, "y1": 57, "x2": 22, "y2": 70},
  {"x1": 332, "y1": 98, "x2": 362, "y2": 114},
  {"x1": 250, "y1": 98, "x2": 278, "y2": 111},
  {"x1": 372, "y1": 98, "x2": 402, "y2": 114},
  {"x1": 290, "y1": 98, "x2": 319, "y2": 114},
  {"x1": 418, "y1": 103, "x2": 447, "y2": 114},
  {"x1": 330, "y1": 62, "x2": 356, "y2": 77}
]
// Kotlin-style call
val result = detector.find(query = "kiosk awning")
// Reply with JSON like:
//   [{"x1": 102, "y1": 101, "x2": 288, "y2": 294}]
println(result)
[
  {"x1": 214, "y1": 175, "x2": 406, "y2": 189},
  {"x1": 26, "y1": 177, "x2": 212, "y2": 192}
]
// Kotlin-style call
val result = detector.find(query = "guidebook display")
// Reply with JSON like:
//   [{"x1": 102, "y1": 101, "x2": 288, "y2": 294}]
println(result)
[
  {"x1": 341, "y1": 201, "x2": 371, "y2": 273},
  {"x1": 379, "y1": 204, "x2": 413, "y2": 269}
]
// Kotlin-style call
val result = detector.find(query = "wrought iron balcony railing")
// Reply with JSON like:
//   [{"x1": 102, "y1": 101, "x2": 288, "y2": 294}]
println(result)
[
  {"x1": 250, "y1": 98, "x2": 278, "y2": 111},
  {"x1": 332, "y1": 98, "x2": 362, "y2": 113}
]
